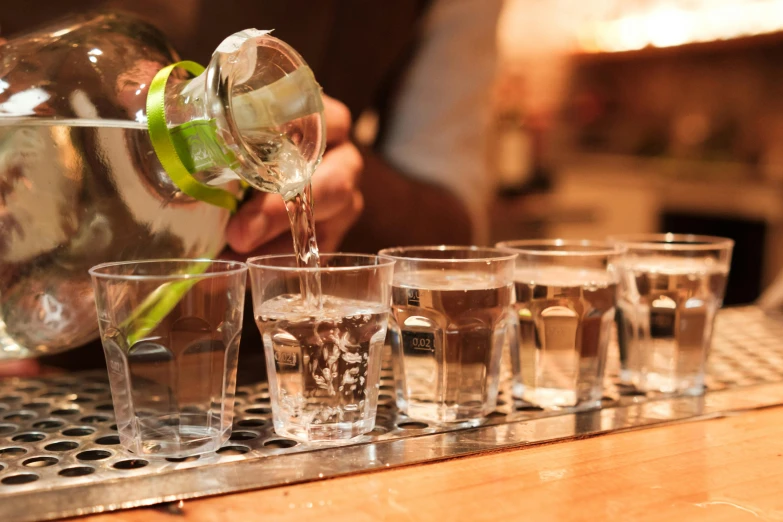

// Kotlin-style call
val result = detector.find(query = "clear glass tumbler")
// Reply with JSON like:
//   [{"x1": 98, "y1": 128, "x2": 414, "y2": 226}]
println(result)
[
  {"x1": 89, "y1": 259, "x2": 248, "y2": 458},
  {"x1": 248, "y1": 254, "x2": 394, "y2": 442},
  {"x1": 609, "y1": 234, "x2": 734, "y2": 395},
  {"x1": 497, "y1": 240, "x2": 623, "y2": 410},
  {"x1": 378, "y1": 246, "x2": 515, "y2": 423}
]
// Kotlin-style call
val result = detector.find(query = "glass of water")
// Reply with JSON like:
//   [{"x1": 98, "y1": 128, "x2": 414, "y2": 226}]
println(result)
[
  {"x1": 248, "y1": 254, "x2": 394, "y2": 442},
  {"x1": 609, "y1": 234, "x2": 734, "y2": 395},
  {"x1": 497, "y1": 240, "x2": 623, "y2": 410},
  {"x1": 378, "y1": 246, "x2": 515, "y2": 424},
  {"x1": 89, "y1": 259, "x2": 248, "y2": 458}
]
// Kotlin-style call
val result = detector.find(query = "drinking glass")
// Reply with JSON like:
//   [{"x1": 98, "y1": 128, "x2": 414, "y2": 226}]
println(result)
[
  {"x1": 89, "y1": 259, "x2": 247, "y2": 458},
  {"x1": 248, "y1": 254, "x2": 394, "y2": 442},
  {"x1": 378, "y1": 246, "x2": 515, "y2": 423},
  {"x1": 609, "y1": 234, "x2": 734, "y2": 395},
  {"x1": 497, "y1": 240, "x2": 623, "y2": 410}
]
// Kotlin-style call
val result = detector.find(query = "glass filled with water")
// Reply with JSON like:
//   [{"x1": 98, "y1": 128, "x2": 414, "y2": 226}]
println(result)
[
  {"x1": 248, "y1": 254, "x2": 394, "y2": 442},
  {"x1": 378, "y1": 246, "x2": 515, "y2": 424},
  {"x1": 609, "y1": 234, "x2": 734, "y2": 395},
  {"x1": 89, "y1": 259, "x2": 248, "y2": 458},
  {"x1": 497, "y1": 240, "x2": 623, "y2": 410}
]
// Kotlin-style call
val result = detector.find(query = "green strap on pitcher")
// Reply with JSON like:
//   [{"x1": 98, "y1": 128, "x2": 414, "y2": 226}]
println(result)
[
  {"x1": 121, "y1": 268, "x2": 206, "y2": 347},
  {"x1": 128, "y1": 60, "x2": 237, "y2": 345},
  {"x1": 146, "y1": 61, "x2": 239, "y2": 212}
]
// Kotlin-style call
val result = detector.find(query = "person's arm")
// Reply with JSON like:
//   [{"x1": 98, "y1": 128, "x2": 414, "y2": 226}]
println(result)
[
  {"x1": 341, "y1": 150, "x2": 473, "y2": 252},
  {"x1": 344, "y1": 0, "x2": 505, "y2": 252}
]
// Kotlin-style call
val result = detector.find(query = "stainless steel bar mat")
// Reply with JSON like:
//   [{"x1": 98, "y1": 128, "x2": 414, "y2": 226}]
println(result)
[{"x1": 2, "y1": 305, "x2": 783, "y2": 522}]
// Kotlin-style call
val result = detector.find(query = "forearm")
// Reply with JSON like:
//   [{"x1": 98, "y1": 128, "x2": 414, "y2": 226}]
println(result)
[{"x1": 341, "y1": 150, "x2": 473, "y2": 253}]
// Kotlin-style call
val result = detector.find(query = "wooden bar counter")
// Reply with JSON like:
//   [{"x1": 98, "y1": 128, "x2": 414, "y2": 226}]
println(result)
[{"x1": 79, "y1": 405, "x2": 783, "y2": 522}]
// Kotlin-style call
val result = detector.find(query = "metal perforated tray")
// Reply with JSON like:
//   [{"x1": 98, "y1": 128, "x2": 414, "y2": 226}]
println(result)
[{"x1": 2, "y1": 306, "x2": 783, "y2": 522}]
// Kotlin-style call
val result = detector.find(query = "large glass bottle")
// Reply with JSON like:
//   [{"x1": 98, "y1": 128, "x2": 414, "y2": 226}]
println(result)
[{"x1": 0, "y1": 12, "x2": 325, "y2": 359}]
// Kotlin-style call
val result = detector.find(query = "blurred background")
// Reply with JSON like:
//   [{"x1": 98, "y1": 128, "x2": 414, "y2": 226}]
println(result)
[
  {"x1": 3, "y1": 0, "x2": 777, "y2": 308},
  {"x1": 487, "y1": 0, "x2": 783, "y2": 306},
  {"x1": 1, "y1": 0, "x2": 778, "y2": 374}
]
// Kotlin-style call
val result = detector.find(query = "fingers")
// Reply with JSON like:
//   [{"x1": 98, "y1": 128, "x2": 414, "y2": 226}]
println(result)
[
  {"x1": 311, "y1": 141, "x2": 363, "y2": 221},
  {"x1": 228, "y1": 191, "x2": 364, "y2": 258},
  {"x1": 323, "y1": 94, "x2": 352, "y2": 148},
  {"x1": 238, "y1": 233, "x2": 300, "y2": 258},
  {"x1": 226, "y1": 94, "x2": 361, "y2": 255},
  {"x1": 225, "y1": 192, "x2": 290, "y2": 254},
  {"x1": 317, "y1": 191, "x2": 364, "y2": 252},
  {"x1": 226, "y1": 141, "x2": 363, "y2": 254},
  {"x1": 0, "y1": 359, "x2": 40, "y2": 378}
]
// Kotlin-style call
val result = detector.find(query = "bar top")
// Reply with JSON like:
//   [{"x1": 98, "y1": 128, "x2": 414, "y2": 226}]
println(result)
[{"x1": 77, "y1": 405, "x2": 783, "y2": 522}]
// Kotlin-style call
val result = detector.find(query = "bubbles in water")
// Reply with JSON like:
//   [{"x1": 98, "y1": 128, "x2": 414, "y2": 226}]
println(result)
[{"x1": 255, "y1": 295, "x2": 388, "y2": 440}]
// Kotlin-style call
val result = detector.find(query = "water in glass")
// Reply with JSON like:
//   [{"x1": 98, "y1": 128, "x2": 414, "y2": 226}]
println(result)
[
  {"x1": 511, "y1": 267, "x2": 616, "y2": 409},
  {"x1": 616, "y1": 256, "x2": 729, "y2": 394},
  {"x1": 391, "y1": 270, "x2": 512, "y2": 422},
  {"x1": 256, "y1": 294, "x2": 387, "y2": 441}
]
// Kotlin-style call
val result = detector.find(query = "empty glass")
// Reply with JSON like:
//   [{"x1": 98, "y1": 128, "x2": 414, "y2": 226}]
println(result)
[
  {"x1": 90, "y1": 259, "x2": 247, "y2": 458},
  {"x1": 248, "y1": 254, "x2": 394, "y2": 442},
  {"x1": 378, "y1": 246, "x2": 515, "y2": 424},
  {"x1": 609, "y1": 234, "x2": 734, "y2": 395},
  {"x1": 497, "y1": 240, "x2": 623, "y2": 410}
]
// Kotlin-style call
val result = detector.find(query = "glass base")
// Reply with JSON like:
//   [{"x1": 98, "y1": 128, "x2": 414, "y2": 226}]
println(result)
[
  {"x1": 121, "y1": 424, "x2": 229, "y2": 458},
  {"x1": 619, "y1": 368, "x2": 640, "y2": 387},
  {"x1": 514, "y1": 385, "x2": 602, "y2": 411},
  {"x1": 639, "y1": 371, "x2": 706, "y2": 396},
  {"x1": 522, "y1": 387, "x2": 577, "y2": 410},
  {"x1": 401, "y1": 399, "x2": 490, "y2": 425},
  {"x1": 274, "y1": 417, "x2": 376, "y2": 443}
]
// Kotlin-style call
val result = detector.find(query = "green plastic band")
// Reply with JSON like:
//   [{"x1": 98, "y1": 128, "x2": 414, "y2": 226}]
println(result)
[
  {"x1": 146, "y1": 61, "x2": 239, "y2": 212},
  {"x1": 121, "y1": 265, "x2": 206, "y2": 346}
]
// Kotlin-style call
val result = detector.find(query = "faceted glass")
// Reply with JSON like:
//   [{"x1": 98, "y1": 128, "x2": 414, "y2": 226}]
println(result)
[
  {"x1": 609, "y1": 234, "x2": 733, "y2": 395},
  {"x1": 379, "y1": 246, "x2": 515, "y2": 424},
  {"x1": 90, "y1": 259, "x2": 247, "y2": 458},
  {"x1": 497, "y1": 240, "x2": 623, "y2": 410},
  {"x1": 248, "y1": 254, "x2": 393, "y2": 442}
]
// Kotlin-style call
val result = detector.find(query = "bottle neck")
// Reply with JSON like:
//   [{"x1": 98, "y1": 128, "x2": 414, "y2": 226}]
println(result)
[
  {"x1": 158, "y1": 32, "x2": 326, "y2": 200},
  {"x1": 164, "y1": 72, "x2": 240, "y2": 179}
]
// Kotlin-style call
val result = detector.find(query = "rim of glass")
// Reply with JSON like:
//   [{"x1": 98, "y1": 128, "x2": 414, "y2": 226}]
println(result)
[
  {"x1": 378, "y1": 245, "x2": 516, "y2": 263},
  {"x1": 607, "y1": 233, "x2": 734, "y2": 251},
  {"x1": 89, "y1": 259, "x2": 247, "y2": 281},
  {"x1": 496, "y1": 239, "x2": 624, "y2": 257},
  {"x1": 246, "y1": 253, "x2": 395, "y2": 272}
]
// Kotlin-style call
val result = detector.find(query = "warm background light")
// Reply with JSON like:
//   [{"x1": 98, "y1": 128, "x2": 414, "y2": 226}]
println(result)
[
  {"x1": 579, "y1": 0, "x2": 783, "y2": 53},
  {"x1": 499, "y1": 0, "x2": 783, "y2": 57}
]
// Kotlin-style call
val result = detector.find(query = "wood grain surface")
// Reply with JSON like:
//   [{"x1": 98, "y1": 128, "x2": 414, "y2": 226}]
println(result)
[{"x1": 77, "y1": 406, "x2": 783, "y2": 521}]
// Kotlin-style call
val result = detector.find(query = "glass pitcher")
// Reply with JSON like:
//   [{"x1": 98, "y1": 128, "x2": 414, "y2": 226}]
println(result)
[{"x1": 0, "y1": 11, "x2": 326, "y2": 359}]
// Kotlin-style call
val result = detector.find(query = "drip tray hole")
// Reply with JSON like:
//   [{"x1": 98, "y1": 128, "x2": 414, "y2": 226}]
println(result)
[
  {"x1": 397, "y1": 422, "x2": 428, "y2": 430},
  {"x1": 217, "y1": 445, "x2": 250, "y2": 455},
  {"x1": 59, "y1": 467, "x2": 95, "y2": 478},
  {"x1": 45, "y1": 441, "x2": 79, "y2": 452},
  {"x1": 2, "y1": 473, "x2": 38, "y2": 485},
  {"x1": 113, "y1": 459, "x2": 148, "y2": 470},
  {"x1": 263, "y1": 439, "x2": 297, "y2": 449},
  {"x1": 76, "y1": 450, "x2": 112, "y2": 461},
  {"x1": 23, "y1": 456, "x2": 58, "y2": 468}
]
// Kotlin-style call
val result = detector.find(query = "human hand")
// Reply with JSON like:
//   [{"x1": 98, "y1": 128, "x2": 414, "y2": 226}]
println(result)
[
  {"x1": 225, "y1": 95, "x2": 364, "y2": 256},
  {"x1": 0, "y1": 359, "x2": 40, "y2": 378}
]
